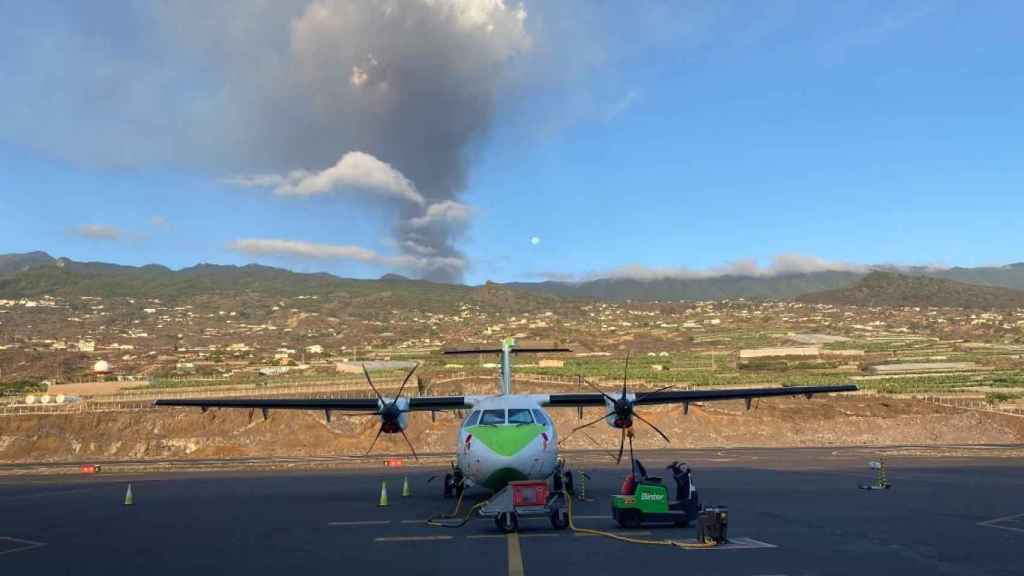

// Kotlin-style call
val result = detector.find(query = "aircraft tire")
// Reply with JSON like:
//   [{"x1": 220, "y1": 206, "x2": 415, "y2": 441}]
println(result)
[
  {"x1": 496, "y1": 512, "x2": 518, "y2": 533},
  {"x1": 549, "y1": 505, "x2": 568, "y2": 530}
]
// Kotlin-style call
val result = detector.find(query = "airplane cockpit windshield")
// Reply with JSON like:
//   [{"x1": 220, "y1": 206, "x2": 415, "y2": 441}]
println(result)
[
  {"x1": 479, "y1": 409, "x2": 506, "y2": 425},
  {"x1": 507, "y1": 409, "x2": 534, "y2": 425},
  {"x1": 462, "y1": 410, "x2": 481, "y2": 428}
]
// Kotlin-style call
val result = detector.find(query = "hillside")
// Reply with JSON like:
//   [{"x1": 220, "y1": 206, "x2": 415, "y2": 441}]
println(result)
[
  {"x1": 0, "y1": 253, "x2": 563, "y2": 311},
  {"x1": 0, "y1": 251, "x2": 54, "y2": 275},
  {"x1": 797, "y1": 271, "x2": 1024, "y2": 309},
  {"x1": 4, "y1": 251, "x2": 1024, "y2": 304},
  {"x1": 508, "y1": 271, "x2": 864, "y2": 301}
]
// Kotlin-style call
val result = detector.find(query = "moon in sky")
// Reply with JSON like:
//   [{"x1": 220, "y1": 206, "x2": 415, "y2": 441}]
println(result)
[{"x1": 530, "y1": 236, "x2": 541, "y2": 246}]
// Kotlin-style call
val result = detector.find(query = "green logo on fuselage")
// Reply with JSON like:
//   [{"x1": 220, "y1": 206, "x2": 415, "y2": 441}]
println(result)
[{"x1": 467, "y1": 424, "x2": 544, "y2": 457}]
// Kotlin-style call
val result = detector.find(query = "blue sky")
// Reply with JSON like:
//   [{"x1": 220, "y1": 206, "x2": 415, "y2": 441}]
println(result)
[{"x1": 2, "y1": 1, "x2": 1022, "y2": 284}]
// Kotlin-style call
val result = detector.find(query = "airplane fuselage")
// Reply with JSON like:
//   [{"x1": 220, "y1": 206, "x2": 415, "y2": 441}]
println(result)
[{"x1": 456, "y1": 394, "x2": 559, "y2": 491}]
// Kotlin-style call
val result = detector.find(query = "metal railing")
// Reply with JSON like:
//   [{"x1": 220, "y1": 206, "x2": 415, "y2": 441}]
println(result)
[
  {"x1": 0, "y1": 372, "x2": 859, "y2": 417},
  {"x1": 916, "y1": 395, "x2": 1024, "y2": 418}
]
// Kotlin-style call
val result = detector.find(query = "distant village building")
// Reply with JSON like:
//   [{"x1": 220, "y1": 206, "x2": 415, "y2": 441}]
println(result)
[
  {"x1": 93, "y1": 360, "x2": 111, "y2": 374},
  {"x1": 305, "y1": 344, "x2": 324, "y2": 354},
  {"x1": 78, "y1": 339, "x2": 96, "y2": 352},
  {"x1": 538, "y1": 359, "x2": 564, "y2": 368}
]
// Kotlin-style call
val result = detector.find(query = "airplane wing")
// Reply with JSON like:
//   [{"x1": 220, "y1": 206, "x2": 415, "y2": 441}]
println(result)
[
  {"x1": 544, "y1": 384, "x2": 857, "y2": 408},
  {"x1": 154, "y1": 396, "x2": 469, "y2": 412}
]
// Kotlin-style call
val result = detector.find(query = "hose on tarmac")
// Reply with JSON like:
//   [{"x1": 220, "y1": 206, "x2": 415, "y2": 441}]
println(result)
[
  {"x1": 427, "y1": 490, "x2": 488, "y2": 528},
  {"x1": 565, "y1": 491, "x2": 717, "y2": 549},
  {"x1": 424, "y1": 484, "x2": 720, "y2": 549}
]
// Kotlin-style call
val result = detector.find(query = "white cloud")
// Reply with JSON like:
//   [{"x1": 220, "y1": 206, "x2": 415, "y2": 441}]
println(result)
[
  {"x1": 407, "y1": 201, "x2": 471, "y2": 229},
  {"x1": 229, "y1": 238, "x2": 466, "y2": 277},
  {"x1": 150, "y1": 216, "x2": 171, "y2": 230},
  {"x1": 69, "y1": 224, "x2": 122, "y2": 240},
  {"x1": 566, "y1": 253, "x2": 869, "y2": 282},
  {"x1": 226, "y1": 151, "x2": 425, "y2": 206}
]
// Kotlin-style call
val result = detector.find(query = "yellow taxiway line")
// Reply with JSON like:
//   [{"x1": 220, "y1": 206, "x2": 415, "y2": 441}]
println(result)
[{"x1": 506, "y1": 532, "x2": 524, "y2": 576}]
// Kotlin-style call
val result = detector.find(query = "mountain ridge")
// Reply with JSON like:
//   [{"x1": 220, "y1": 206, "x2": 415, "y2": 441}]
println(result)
[
  {"x1": 796, "y1": 271, "x2": 1024, "y2": 309},
  {"x1": 3, "y1": 251, "x2": 1024, "y2": 303}
]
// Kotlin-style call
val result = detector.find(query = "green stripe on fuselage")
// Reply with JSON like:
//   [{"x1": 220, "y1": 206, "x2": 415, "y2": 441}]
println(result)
[{"x1": 467, "y1": 424, "x2": 543, "y2": 457}]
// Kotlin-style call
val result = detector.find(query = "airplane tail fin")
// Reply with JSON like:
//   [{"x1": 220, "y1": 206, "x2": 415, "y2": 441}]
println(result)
[{"x1": 442, "y1": 339, "x2": 571, "y2": 396}]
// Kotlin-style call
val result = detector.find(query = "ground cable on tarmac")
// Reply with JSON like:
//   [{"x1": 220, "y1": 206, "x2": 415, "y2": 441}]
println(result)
[{"x1": 564, "y1": 491, "x2": 717, "y2": 550}]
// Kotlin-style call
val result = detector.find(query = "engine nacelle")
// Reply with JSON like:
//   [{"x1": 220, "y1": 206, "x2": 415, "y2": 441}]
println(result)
[
  {"x1": 604, "y1": 392, "x2": 636, "y2": 428},
  {"x1": 379, "y1": 397, "x2": 410, "y2": 433}
]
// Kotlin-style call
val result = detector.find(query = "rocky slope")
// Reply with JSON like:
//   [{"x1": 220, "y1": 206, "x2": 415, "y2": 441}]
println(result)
[{"x1": 1, "y1": 396, "x2": 1021, "y2": 463}]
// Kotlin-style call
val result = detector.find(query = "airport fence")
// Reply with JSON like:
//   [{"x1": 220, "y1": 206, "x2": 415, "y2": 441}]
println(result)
[
  {"x1": 0, "y1": 372, "x2": 862, "y2": 417},
  {"x1": 916, "y1": 395, "x2": 1024, "y2": 419}
]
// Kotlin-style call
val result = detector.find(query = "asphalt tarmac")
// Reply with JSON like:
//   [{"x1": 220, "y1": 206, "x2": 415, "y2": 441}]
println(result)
[{"x1": 1, "y1": 448, "x2": 1022, "y2": 575}]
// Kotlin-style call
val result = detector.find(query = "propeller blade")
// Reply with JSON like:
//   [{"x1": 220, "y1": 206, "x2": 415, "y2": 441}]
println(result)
[
  {"x1": 580, "y1": 377, "x2": 616, "y2": 404},
  {"x1": 628, "y1": 432, "x2": 636, "y2": 477},
  {"x1": 399, "y1": 428, "x2": 420, "y2": 462},
  {"x1": 362, "y1": 364, "x2": 385, "y2": 404},
  {"x1": 395, "y1": 363, "x2": 418, "y2": 400},
  {"x1": 633, "y1": 411, "x2": 670, "y2": 444},
  {"x1": 561, "y1": 410, "x2": 615, "y2": 444},
  {"x1": 580, "y1": 430, "x2": 619, "y2": 462},
  {"x1": 622, "y1": 351, "x2": 631, "y2": 397},
  {"x1": 366, "y1": 425, "x2": 385, "y2": 456},
  {"x1": 615, "y1": 426, "x2": 626, "y2": 464},
  {"x1": 635, "y1": 383, "x2": 676, "y2": 403}
]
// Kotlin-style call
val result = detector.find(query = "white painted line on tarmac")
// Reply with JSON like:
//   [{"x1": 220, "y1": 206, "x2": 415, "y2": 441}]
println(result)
[
  {"x1": 327, "y1": 520, "x2": 392, "y2": 527},
  {"x1": 0, "y1": 488, "x2": 96, "y2": 503},
  {"x1": 574, "y1": 531, "x2": 653, "y2": 537},
  {"x1": 399, "y1": 519, "x2": 427, "y2": 524},
  {"x1": 0, "y1": 537, "x2": 47, "y2": 556},
  {"x1": 375, "y1": 535, "x2": 453, "y2": 543},
  {"x1": 978, "y1": 512, "x2": 1024, "y2": 535},
  {"x1": 715, "y1": 537, "x2": 778, "y2": 550}
]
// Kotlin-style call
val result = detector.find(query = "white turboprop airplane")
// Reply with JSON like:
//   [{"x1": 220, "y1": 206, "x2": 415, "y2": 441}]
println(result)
[{"x1": 156, "y1": 339, "x2": 856, "y2": 494}]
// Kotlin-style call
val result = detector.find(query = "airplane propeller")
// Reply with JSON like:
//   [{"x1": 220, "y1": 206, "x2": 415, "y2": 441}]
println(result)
[
  {"x1": 363, "y1": 363, "x2": 420, "y2": 461},
  {"x1": 560, "y1": 352, "x2": 674, "y2": 463}
]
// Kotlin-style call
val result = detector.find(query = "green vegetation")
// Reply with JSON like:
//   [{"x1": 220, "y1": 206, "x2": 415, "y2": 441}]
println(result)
[
  {"x1": 985, "y1": 392, "x2": 1024, "y2": 403},
  {"x1": 0, "y1": 258, "x2": 563, "y2": 313},
  {"x1": 513, "y1": 355, "x2": 851, "y2": 387},
  {"x1": 0, "y1": 380, "x2": 47, "y2": 397}
]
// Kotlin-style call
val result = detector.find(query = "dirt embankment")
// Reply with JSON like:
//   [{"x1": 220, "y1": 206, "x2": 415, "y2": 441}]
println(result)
[{"x1": 1, "y1": 397, "x2": 1022, "y2": 463}]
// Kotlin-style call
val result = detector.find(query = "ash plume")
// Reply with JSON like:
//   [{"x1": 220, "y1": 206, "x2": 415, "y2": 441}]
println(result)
[{"x1": 2, "y1": 0, "x2": 532, "y2": 282}]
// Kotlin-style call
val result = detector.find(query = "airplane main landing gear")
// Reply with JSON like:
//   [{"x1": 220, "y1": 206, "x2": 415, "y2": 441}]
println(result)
[{"x1": 443, "y1": 467, "x2": 465, "y2": 499}]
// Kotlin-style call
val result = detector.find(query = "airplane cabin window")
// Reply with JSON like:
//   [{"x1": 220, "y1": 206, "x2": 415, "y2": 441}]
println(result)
[
  {"x1": 507, "y1": 408, "x2": 534, "y2": 424},
  {"x1": 479, "y1": 409, "x2": 506, "y2": 425}
]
